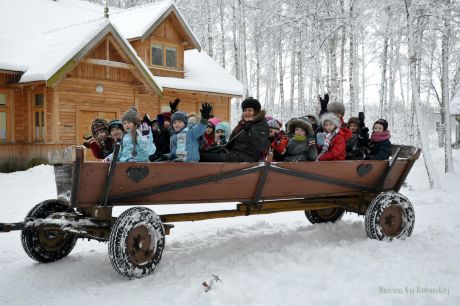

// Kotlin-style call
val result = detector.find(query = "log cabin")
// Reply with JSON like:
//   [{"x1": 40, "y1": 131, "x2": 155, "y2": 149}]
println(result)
[{"x1": 0, "y1": 0, "x2": 243, "y2": 167}]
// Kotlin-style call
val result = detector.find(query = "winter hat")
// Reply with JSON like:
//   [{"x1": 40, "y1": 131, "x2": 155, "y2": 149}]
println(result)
[
  {"x1": 287, "y1": 118, "x2": 314, "y2": 135},
  {"x1": 122, "y1": 106, "x2": 140, "y2": 125},
  {"x1": 108, "y1": 119, "x2": 124, "y2": 133},
  {"x1": 159, "y1": 112, "x2": 171, "y2": 122},
  {"x1": 241, "y1": 97, "x2": 261, "y2": 112},
  {"x1": 327, "y1": 102, "x2": 346, "y2": 116},
  {"x1": 267, "y1": 118, "x2": 282, "y2": 130},
  {"x1": 347, "y1": 117, "x2": 360, "y2": 127},
  {"x1": 208, "y1": 117, "x2": 221, "y2": 127},
  {"x1": 91, "y1": 118, "x2": 108, "y2": 137},
  {"x1": 306, "y1": 113, "x2": 320, "y2": 125},
  {"x1": 265, "y1": 115, "x2": 273, "y2": 121},
  {"x1": 321, "y1": 113, "x2": 341, "y2": 129},
  {"x1": 373, "y1": 119, "x2": 388, "y2": 131},
  {"x1": 171, "y1": 111, "x2": 188, "y2": 125}
]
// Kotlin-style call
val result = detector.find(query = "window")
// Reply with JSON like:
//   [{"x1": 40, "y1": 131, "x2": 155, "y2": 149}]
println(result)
[
  {"x1": 152, "y1": 45, "x2": 164, "y2": 66},
  {"x1": 151, "y1": 43, "x2": 178, "y2": 69},
  {"x1": 33, "y1": 93, "x2": 45, "y2": 142},
  {"x1": 166, "y1": 47, "x2": 177, "y2": 68},
  {"x1": 0, "y1": 93, "x2": 6, "y2": 142}
]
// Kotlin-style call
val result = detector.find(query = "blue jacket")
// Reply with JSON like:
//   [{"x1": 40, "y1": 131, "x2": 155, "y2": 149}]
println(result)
[
  {"x1": 169, "y1": 121, "x2": 207, "y2": 162},
  {"x1": 119, "y1": 129, "x2": 156, "y2": 162}
]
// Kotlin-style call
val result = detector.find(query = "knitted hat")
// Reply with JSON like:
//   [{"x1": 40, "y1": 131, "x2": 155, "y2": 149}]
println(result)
[
  {"x1": 171, "y1": 111, "x2": 188, "y2": 125},
  {"x1": 321, "y1": 113, "x2": 341, "y2": 129},
  {"x1": 267, "y1": 118, "x2": 282, "y2": 130},
  {"x1": 91, "y1": 118, "x2": 108, "y2": 137},
  {"x1": 241, "y1": 97, "x2": 261, "y2": 111},
  {"x1": 108, "y1": 119, "x2": 124, "y2": 133},
  {"x1": 208, "y1": 117, "x2": 221, "y2": 127},
  {"x1": 327, "y1": 102, "x2": 346, "y2": 116},
  {"x1": 122, "y1": 107, "x2": 140, "y2": 125},
  {"x1": 347, "y1": 117, "x2": 360, "y2": 127},
  {"x1": 373, "y1": 119, "x2": 388, "y2": 131},
  {"x1": 287, "y1": 118, "x2": 314, "y2": 135}
]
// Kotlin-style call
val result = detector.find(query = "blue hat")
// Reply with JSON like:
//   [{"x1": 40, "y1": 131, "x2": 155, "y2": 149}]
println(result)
[{"x1": 171, "y1": 111, "x2": 188, "y2": 125}]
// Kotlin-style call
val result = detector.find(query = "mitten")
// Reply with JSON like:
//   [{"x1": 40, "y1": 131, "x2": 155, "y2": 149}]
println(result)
[
  {"x1": 319, "y1": 94, "x2": 329, "y2": 115},
  {"x1": 169, "y1": 98, "x2": 180, "y2": 113}
]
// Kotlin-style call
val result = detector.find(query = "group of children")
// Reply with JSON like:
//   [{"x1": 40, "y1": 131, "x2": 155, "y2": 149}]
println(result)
[{"x1": 83, "y1": 95, "x2": 392, "y2": 164}]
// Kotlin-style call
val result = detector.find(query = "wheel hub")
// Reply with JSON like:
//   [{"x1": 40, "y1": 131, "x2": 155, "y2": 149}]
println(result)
[
  {"x1": 379, "y1": 204, "x2": 403, "y2": 237},
  {"x1": 317, "y1": 208, "x2": 339, "y2": 219},
  {"x1": 127, "y1": 225, "x2": 155, "y2": 266}
]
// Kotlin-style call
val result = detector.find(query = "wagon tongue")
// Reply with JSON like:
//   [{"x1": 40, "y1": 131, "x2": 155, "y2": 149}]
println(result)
[{"x1": 0, "y1": 222, "x2": 25, "y2": 232}]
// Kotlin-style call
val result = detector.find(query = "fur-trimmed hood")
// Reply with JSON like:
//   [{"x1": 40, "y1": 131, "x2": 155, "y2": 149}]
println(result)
[{"x1": 287, "y1": 118, "x2": 314, "y2": 136}]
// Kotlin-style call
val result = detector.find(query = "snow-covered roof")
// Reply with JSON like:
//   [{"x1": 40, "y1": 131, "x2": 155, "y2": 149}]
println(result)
[
  {"x1": 451, "y1": 92, "x2": 460, "y2": 114},
  {"x1": 0, "y1": 0, "x2": 240, "y2": 96},
  {"x1": 156, "y1": 50, "x2": 243, "y2": 96}
]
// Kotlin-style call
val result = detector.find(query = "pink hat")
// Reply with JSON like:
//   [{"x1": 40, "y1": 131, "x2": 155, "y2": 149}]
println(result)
[{"x1": 208, "y1": 117, "x2": 221, "y2": 127}]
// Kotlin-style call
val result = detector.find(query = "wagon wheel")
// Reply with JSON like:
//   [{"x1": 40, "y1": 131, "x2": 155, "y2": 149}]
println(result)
[
  {"x1": 21, "y1": 199, "x2": 77, "y2": 263},
  {"x1": 304, "y1": 207, "x2": 345, "y2": 224},
  {"x1": 365, "y1": 192, "x2": 415, "y2": 240},
  {"x1": 108, "y1": 207, "x2": 165, "y2": 278}
]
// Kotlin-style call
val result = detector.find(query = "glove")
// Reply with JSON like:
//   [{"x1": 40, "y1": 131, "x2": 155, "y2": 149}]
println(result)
[
  {"x1": 319, "y1": 93, "x2": 329, "y2": 115},
  {"x1": 358, "y1": 112, "x2": 365, "y2": 129},
  {"x1": 169, "y1": 98, "x2": 180, "y2": 113},
  {"x1": 359, "y1": 127, "x2": 369, "y2": 139},
  {"x1": 307, "y1": 135, "x2": 316, "y2": 146},
  {"x1": 142, "y1": 114, "x2": 151, "y2": 126},
  {"x1": 200, "y1": 102, "x2": 213, "y2": 120}
]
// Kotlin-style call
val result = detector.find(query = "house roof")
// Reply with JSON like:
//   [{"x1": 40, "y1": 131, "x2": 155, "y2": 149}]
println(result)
[{"x1": 0, "y1": 0, "x2": 241, "y2": 96}]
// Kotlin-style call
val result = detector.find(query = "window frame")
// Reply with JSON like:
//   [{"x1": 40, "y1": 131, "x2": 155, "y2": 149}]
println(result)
[
  {"x1": 150, "y1": 41, "x2": 179, "y2": 70},
  {"x1": 32, "y1": 91, "x2": 45, "y2": 143},
  {"x1": 0, "y1": 91, "x2": 9, "y2": 143}
]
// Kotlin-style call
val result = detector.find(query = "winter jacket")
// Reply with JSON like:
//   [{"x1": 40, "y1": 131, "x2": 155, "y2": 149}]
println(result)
[
  {"x1": 150, "y1": 127, "x2": 170, "y2": 161},
  {"x1": 318, "y1": 128, "x2": 347, "y2": 161},
  {"x1": 200, "y1": 132, "x2": 215, "y2": 150},
  {"x1": 168, "y1": 120, "x2": 207, "y2": 162},
  {"x1": 346, "y1": 132, "x2": 370, "y2": 160},
  {"x1": 261, "y1": 130, "x2": 289, "y2": 161},
  {"x1": 118, "y1": 129, "x2": 156, "y2": 162},
  {"x1": 284, "y1": 137, "x2": 318, "y2": 162},
  {"x1": 365, "y1": 139, "x2": 392, "y2": 160},
  {"x1": 226, "y1": 111, "x2": 269, "y2": 162},
  {"x1": 88, "y1": 139, "x2": 114, "y2": 159}
]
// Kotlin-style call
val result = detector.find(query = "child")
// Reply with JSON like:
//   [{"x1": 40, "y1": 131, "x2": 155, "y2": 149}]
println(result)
[
  {"x1": 215, "y1": 122, "x2": 231, "y2": 145},
  {"x1": 108, "y1": 119, "x2": 124, "y2": 142},
  {"x1": 83, "y1": 118, "x2": 114, "y2": 159},
  {"x1": 317, "y1": 113, "x2": 347, "y2": 161},
  {"x1": 346, "y1": 113, "x2": 369, "y2": 160},
  {"x1": 365, "y1": 119, "x2": 392, "y2": 160},
  {"x1": 264, "y1": 118, "x2": 289, "y2": 161},
  {"x1": 305, "y1": 113, "x2": 321, "y2": 134},
  {"x1": 118, "y1": 107, "x2": 156, "y2": 162},
  {"x1": 166, "y1": 103, "x2": 212, "y2": 162},
  {"x1": 201, "y1": 117, "x2": 221, "y2": 150},
  {"x1": 284, "y1": 119, "x2": 318, "y2": 162}
]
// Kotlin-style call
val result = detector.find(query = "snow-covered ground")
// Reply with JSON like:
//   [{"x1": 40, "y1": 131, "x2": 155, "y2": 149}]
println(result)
[{"x1": 0, "y1": 149, "x2": 459, "y2": 306}]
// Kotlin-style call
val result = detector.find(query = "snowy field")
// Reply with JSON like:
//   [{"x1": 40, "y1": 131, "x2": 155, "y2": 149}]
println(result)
[{"x1": 0, "y1": 149, "x2": 459, "y2": 306}]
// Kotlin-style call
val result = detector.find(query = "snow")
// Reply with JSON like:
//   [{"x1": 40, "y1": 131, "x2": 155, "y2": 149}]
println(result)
[
  {"x1": 0, "y1": 150, "x2": 459, "y2": 305},
  {"x1": 155, "y1": 50, "x2": 243, "y2": 96}
]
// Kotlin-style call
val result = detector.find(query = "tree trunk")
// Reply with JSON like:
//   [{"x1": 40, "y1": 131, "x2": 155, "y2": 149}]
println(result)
[
  {"x1": 231, "y1": 0, "x2": 239, "y2": 80},
  {"x1": 206, "y1": 0, "x2": 213, "y2": 58},
  {"x1": 239, "y1": 0, "x2": 249, "y2": 98},
  {"x1": 441, "y1": 0, "x2": 454, "y2": 173},
  {"x1": 379, "y1": 7, "x2": 390, "y2": 117},
  {"x1": 298, "y1": 24, "x2": 305, "y2": 116},
  {"x1": 339, "y1": 0, "x2": 345, "y2": 103},
  {"x1": 405, "y1": 0, "x2": 440, "y2": 189},
  {"x1": 219, "y1": 0, "x2": 226, "y2": 68},
  {"x1": 289, "y1": 24, "x2": 296, "y2": 116},
  {"x1": 278, "y1": 14, "x2": 285, "y2": 115}
]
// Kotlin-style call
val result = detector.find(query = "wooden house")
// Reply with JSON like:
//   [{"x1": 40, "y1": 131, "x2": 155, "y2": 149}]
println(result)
[{"x1": 0, "y1": 0, "x2": 242, "y2": 167}]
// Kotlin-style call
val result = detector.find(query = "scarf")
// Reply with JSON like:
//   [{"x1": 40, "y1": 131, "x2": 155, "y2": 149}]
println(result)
[
  {"x1": 292, "y1": 135, "x2": 307, "y2": 142},
  {"x1": 370, "y1": 130, "x2": 391, "y2": 142},
  {"x1": 320, "y1": 128, "x2": 339, "y2": 155}
]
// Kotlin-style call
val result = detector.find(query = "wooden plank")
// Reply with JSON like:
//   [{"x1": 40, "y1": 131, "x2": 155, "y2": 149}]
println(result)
[{"x1": 84, "y1": 58, "x2": 134, "y2": 70}]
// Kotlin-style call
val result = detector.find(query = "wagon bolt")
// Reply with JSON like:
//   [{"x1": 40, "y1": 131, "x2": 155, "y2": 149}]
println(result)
[{"x1": 384, "y1": 214, "x2": 394, "y2": 227}]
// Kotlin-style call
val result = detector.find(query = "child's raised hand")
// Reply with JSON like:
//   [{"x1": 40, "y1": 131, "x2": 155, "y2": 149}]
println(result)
[
  {"x1": 169, "y1": 98, "x2": 181, "y2": 113},
  {"x1": 200, "y1": 103, "x2": 213, "y2": 120}
]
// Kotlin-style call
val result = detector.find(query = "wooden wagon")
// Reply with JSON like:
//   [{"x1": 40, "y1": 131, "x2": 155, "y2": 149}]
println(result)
[{"x1": 0, "y1": 144, "x2": 420, "y2": 278}]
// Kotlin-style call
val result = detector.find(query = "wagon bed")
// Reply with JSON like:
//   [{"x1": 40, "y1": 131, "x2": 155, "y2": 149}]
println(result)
[{"x1": 1, "y1": 144, "x2": 420, "y2": 278}]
